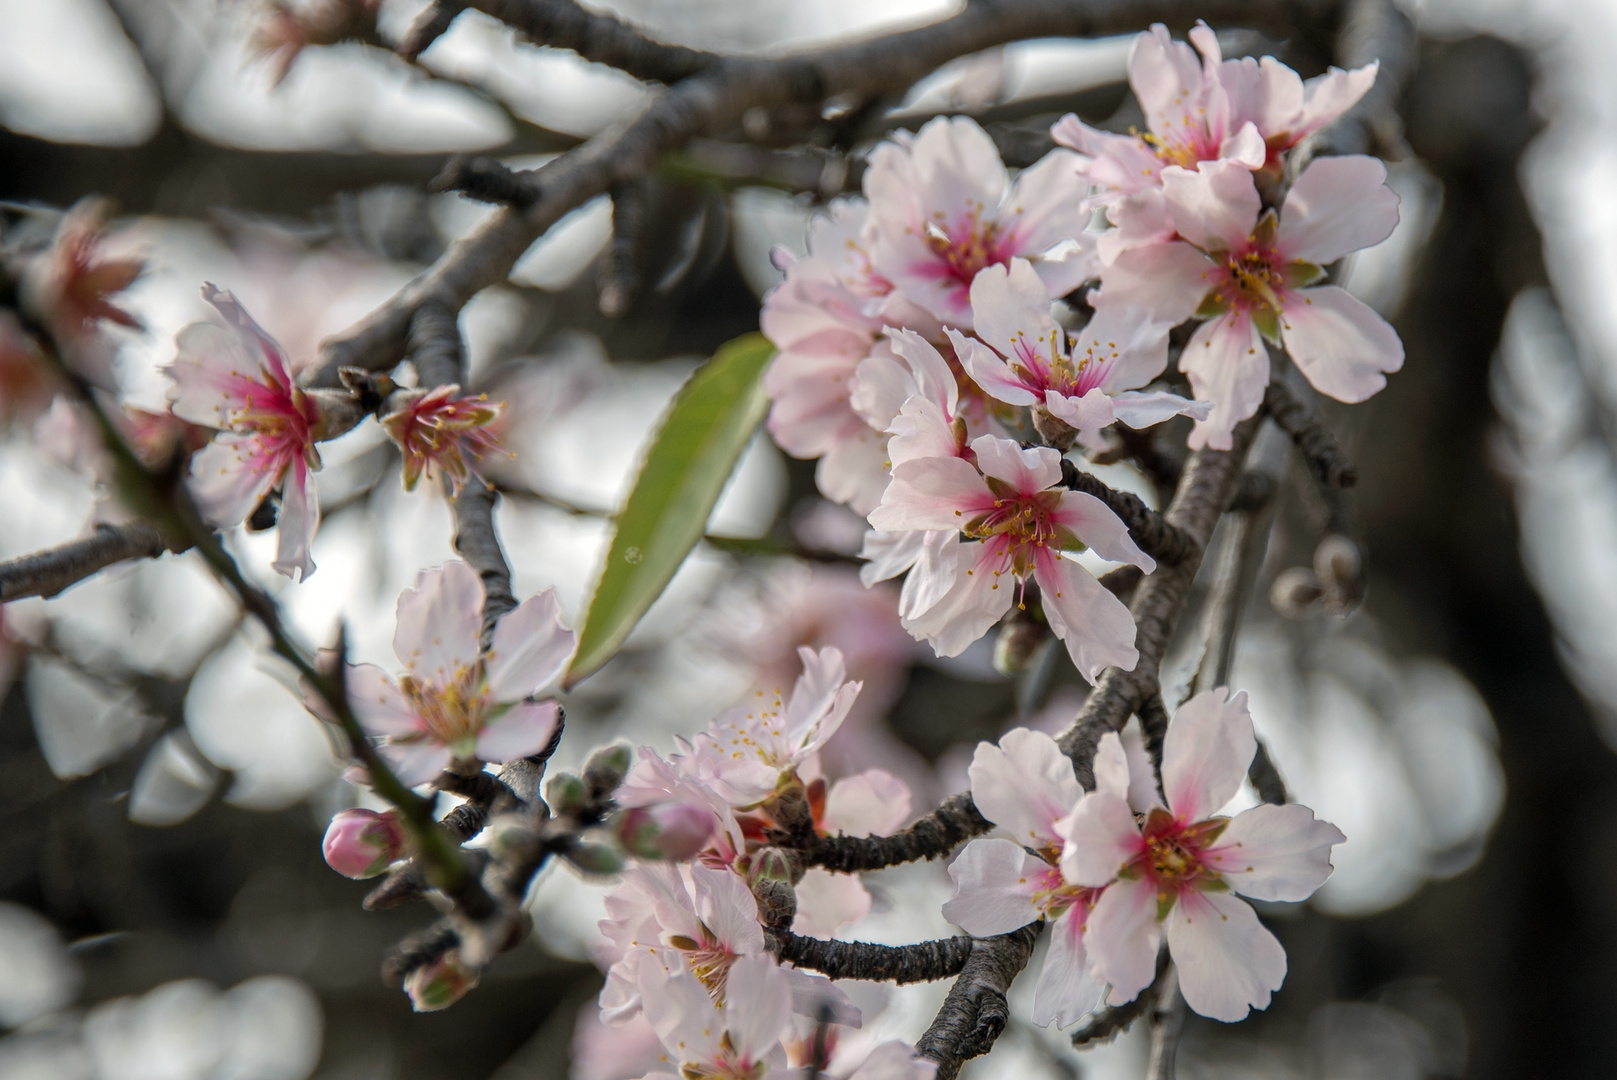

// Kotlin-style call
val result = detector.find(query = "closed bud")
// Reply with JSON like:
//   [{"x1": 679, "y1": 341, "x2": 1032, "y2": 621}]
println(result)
[
  {"x1": 564, "y1": 840, "x2": 626, "y2": 876},
  {"x1": 322, "y1": 808, "x2": 405, "y2": 879},
  {"x1": 612, "y1": 801, "x2": 717, "y2": 861},
  {"x1": 744, "y1": 846, "x2": 792, "y2": 884},
  {"x1": 484, "y1": 812, "x2": 539, "y2": 863},
  {"x1": 582, "y1": 740, "x2": 633, "y2": 797},
  {"x1": 405, "y1": 951, "x2": 478, "y2": 1012},
  {"x1": 544, "y1": 771, "x2": 588, "y2": 816}
]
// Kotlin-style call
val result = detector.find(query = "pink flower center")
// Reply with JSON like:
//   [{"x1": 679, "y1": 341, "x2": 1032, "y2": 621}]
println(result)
[
  {"x1": 963, "y1": 487, "x2": 1076, "y2": 587},
  {"x1": 667, "y1": 929, "x2": 739, "y2": 998},
  {"x1": 924, "y1": 207, "x2": 1012, "y2": 288},
  {"x1": 1028, "y1": 860, "x2": 1098, "y2": 920},
  {"x1": 1212, "y1": 243, "x2": 1285, "y2": 315},
  {"x1": 681, "y1": 1039, "x2": 767, "y2": 1080},
  {"x1": 1126, "y1": 808, "x2": 1228, "y2": 911}
]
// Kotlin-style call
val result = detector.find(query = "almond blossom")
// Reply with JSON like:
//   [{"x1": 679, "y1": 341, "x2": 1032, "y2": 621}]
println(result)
[
  {"x1": 20, "y1": 200, "x2": 143, "y2": 342},
  {"x1": 380, "y1": 384, "x2": 503, "y2": 494},
  {"x1": 1096, "y1": 156, "x2": 1403, "y2": 449},
  {"x1": 792, "y1": 768, "x2": 914, "y2": 940},
  {"x1": 638, "y1": 955, "x2": 796, "y2": 1080},
  {"x1": 678, "y1": 646, "x2": 862, "y2": 808},
  {"x1": 1059, "y1": 688, "x2": 1345, "y2": 1022},
  {"x1": 865, "y1": 116, "x2": 1095, "y2": 329},
  {"x1": 868, "y1": 435, "x2": 1152, "y2": 680},
  {"x1": 347, "y1": 560, "x2": 574, "y2": 785},
  {"x1": 1052, "y1": 22, "x2": 1378, "y2": 263},
  {"x1": 949, "y1": 258, "x2": 1207, "y2": 447},
  {"x1": 166, "y1": 285, "x2": 327, "y2": 580}
]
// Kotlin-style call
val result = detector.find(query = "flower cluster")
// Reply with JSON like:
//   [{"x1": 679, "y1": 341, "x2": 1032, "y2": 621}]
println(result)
[{"x1": 760, "y1": 21, "x2": 1399, "y2": 669}]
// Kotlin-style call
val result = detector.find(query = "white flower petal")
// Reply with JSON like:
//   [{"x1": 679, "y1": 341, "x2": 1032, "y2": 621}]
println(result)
[{"x1": 1165, "y1": 889, "x2": 1286, "y2": 1022}]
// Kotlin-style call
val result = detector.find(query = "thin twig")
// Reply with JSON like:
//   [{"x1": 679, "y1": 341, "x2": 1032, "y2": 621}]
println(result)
[
  {"x1": 464, "y1": 0, "x2": 718, "y2": 84},
  {"x1": 1262, "y1": 380, "x2": 1357, "y2": 488}
]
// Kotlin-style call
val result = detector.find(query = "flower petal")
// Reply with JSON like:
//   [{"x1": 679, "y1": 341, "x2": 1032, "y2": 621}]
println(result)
[
  {"x1": 376, "y1": 741, "x2": 451, "y2": 787},
  {"x1": 1280, "y1": 285, "x2": 1404, "y2": 403},
  {"x1": 1031, "y1": 904, "x2": 1105, "y2": 1028},
  {"x1": 968, "y1": 727, "x2": 1083, "y2": 847},
  {"x1": 1161, "y1": 159, "x2": 1261, "y2": 254},
  {"x1": 1092, "y1": 731, "x2": 1130, "y2": 801},
  {"x1": 1180, "y1": 312, "x2": 1269, "y2": 452},
  {"x1": 348, "y1": 663, "x2": 419, "y2": 737},
  {"x1": 1277, "y1": 155, "x2": 1400, "y2": 266},
  {"x1": 941, "y1": 838, "x2": 1046, "y2": 936},
  {"x1": 485, "y1": 587, "x2": 575, "y2": 701},
  {"x1": 867, "y1": 455, "x2": 991, "y2": 533},
  {"x1": 393, "y1": 560, "x2": 484, "y2": 688},
  {"x1": 1108, "y1": 390, "x2": 1213, "y2": 429},
  {"x1": 951, "y1": 329, "x2": 1040, "y2": 407},
  {"x1": 1083, "y1": 875, "x2": 1162, "y2": 1007},
  {"x1": 900, "y1": 541, "x2": 1009, "y2": 656},
  {"x1": 1056, "y1": 791, "x2": 1140, "y2": 888},
  {"x1": 969, "y1": 434, "x2": 1063, "y2": 496},
  {"x1": 1161, "y1": 688, "x2": 1255, "y2": 823},
  {"x1": 1206, "y1": 802, "x2": 1345, "y2": 902},
  {"x1": 1165, "y1": 889, "x2": 1286, "y2": 1022},
  {"x1": 791, "y1": 867, "x2": 872, "y2": 939},
  {"x1": 473, "y1": 700, "x2": 560, "y2": 763},
  {"x1": 823, "y1": 768, "x2": 912, "y2": 837},
  {"x1": 692, "y1": 865, "x2": 766, "y2": 954},
  {"x1": 897, "y1": 529, "x2": 960, "y2": 622},
  {"x1": 1051, "y1": 488, "x2": 1155, "y2": 571},
  {"x1": 272, "y1": 456, "x2": 318, "y2": 582},
  {"x1": 721, "y1": 954, "x2": 795, "y2": 1063},
  {"x1": 1035, "y1": 550, "x2": 1142, "y2": 683},
  {"x1": 187, "y1": 434, "x2": 278, "y2": 528},
  {"x1": 1093, "y1": 242, "x2": 1215, "y2": 326}
]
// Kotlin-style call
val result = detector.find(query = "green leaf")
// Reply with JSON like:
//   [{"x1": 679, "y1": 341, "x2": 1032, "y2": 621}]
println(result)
[{"x1": 563, "y1": 333, "x2": 775, "y2": 688}]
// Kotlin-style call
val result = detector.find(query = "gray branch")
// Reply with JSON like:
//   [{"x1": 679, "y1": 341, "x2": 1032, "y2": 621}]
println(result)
[
  {"x1": 915, "y1": 923, "x2": 1042, "y2": 1080},
  {"x1": 802, "y1": 791, "x2": 991, "y2": 872},
  {"x1": 773, "y1": 928, "x2": 975, "y2": 984},
  {"x1": 0, "y1": 522, "x2": 184, "y2": 602},
  {"x1": 1061, "y1": 459, "x2": 1199, "y2": 566},
  {"x1": 463, "y1": 0, "x2": 718, "y2": 84}
]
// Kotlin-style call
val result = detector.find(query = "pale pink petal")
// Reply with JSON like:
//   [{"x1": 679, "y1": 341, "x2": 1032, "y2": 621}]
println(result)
[
  {"x1": 781, "y1": 967, "x2": 862, "y2": 1028},
  {"x1": 393, "y1": 561, "x2": 483, "y2": 687},
  {"x1": 1051, "y1": 489, "x2": 1154, "y2": 571},
  {"x1": 691, "y1": 866, "x2": 767, "y2": 954},
  {"x1": 1001, "y1": 149, "x2": 1094, "y2": 254},
  {"x1": 722, "y1": 954, "x2": 795, "y2": 1063},
  {"x1": 1218, "y1": 121, "x2": 1267, "y2": 168},
  {"x1": 905, "y1": 116, "x2": 1009, "y2": 228},
  {"x1": 1120, "y1": 721, "x2": 1164, "y2": 813},
  {"x1": 1220, "y1": 55, "x2": 1300, "y2": 142},
  {"x1": 1092, "y1": 731, "x2": 1131, "y2": 801},
  {"x1": 272, "y1": 455, "x2": 318, "y2": 582},
  {"x1": 1083, "y1": 875, "x2": 1162, "y2": 1006},
  {"x1": 474, "y1": 700, "x2": 560, "y2": 762},
  {"x1": 882, "y1": 328, "x2": 958, "y2": 414},
  {"x1": 1095, "y1": 189, "x2": 1176, "y2": 264},
  {"x1": 203, "y1": 285, "x2": 291, "y2": 383},
  {"x1": 1056, "y1": 791, "x2": 1141, "y2": 888},
  {"x1": 900, "y1": 541, "x2": 1009, "y2": 656},
  {"x1": 1042, "y1": 386, "x2": 1115, "y2": 439},
  {"x1": 968, "y1": 260, "x2": 1063, "y2": 370},
  {"x1": 1108, "y1": 390, "x2": 1213, "y2": 429},
  {"x1": 849, "y1": 349, "x2": 912, "y2": 433},
  {"x1": 1180, "y1": 312, "x2": 1269, "y2": 452},
  {"x1": 887, "y1": 396, "x2": 964, "y2": 468},
  {"x1": 823, "y1": 768, "x2": 912, "y2": 837},
  {"x1": 784, "y1": 646, "x2": 852, "y2": 741},
  {"x1": 898, "y1": 528, "x2": 959, "y2": 621},
  {"x1": 1053, "y1": 115, "x2": 1163, "y2": 197},
  {"x1": 641, "y1": 964, "x2": 723, "y2": 1064},
  {"x1": 484, "y1": 587, "x2": 575, "y2": 701},
  {"x1": 969, "y1": 434, "x2": 1063, "y2": 496},
  {"x1": 968, "y1": 726, "x2": 1083, "y2": 846},
  {"x1": 843, "y1": 1041, "x2": 935, "y2": 1080},
  {"x1": 816, "y1": 428, "x2": 891, "y2": 516},
  {"x1": 1030, "y1": 241, "x2": 1101, "y2": 297},
  {"x1": 166, "y1": 322, "x2": 271, "y2": 428},
  {"x1": 1207, "y1": 803, "x2": 1345, "y2": 902},
  {"x1": 951, "y1": 330, "x2": 1040, "y2": 406},
  {"x1": 1130, "y1": 24, "x2": 1207, "y2": 137},
  {"x1": 859, "y1": 528, "x2": 925, "y2": 586},
  {"x1": 347, "y1": 663, "x2": 419, "y2": 737},
  {"x1": 1161, "y1": 688, "x2": 1255, "y2": 822},
  {"x1": 1093, "y1": 242, "x2": 1215, "y2": 326},
  {"x1": 867, "y1": 455, "x2": 991, "y2": 533},
  {"x1": 1035, "y1": 549, "x2": 1141, "y2": 682},
  {"x1": 792, "y1": 867, "x2": 872, "y2": 939},
  {"x1": 187, "y1": 434, "x2": 278, "y2": 528},
  {"x1": 1291, "y1": 61, "x2": 1380, "y2": 141},
  {"x1": 1031, "y1": 905, "x2": 1105, "y2": 1028},
  {"x1": 1276, "y1": 155, "x2": 1400, "y2": 266},
  {"x1": 1161, "y1": 160, "x2": 1261, "y2": 254},
  {"x1": 941, "y1": 838, "x2": 1046, "y2": 935},
  {"x1": 1280, "y1": 285, "x2": 1404, "y2": 403},
  {"x1": 1077, "y1": 304, "x2": 1173, "y2": 393},
  {"x1": 1165, "y1": 889, "x2": 1286, "y2": 1022},
  {"x1": 376, "y1": 741, "x2": 451, "y2": 787}
]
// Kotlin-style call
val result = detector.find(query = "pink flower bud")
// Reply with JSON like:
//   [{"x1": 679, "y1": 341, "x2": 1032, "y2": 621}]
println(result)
[
  {"x1": 613, "y1": 802, "x2": 717, "y2": 861},
  {"x1": 405, "y1": 951, "x2": 478, "y2": 1012},
  {"x1": 322, "y1": 808, "x2": 405, "y2": 879}
]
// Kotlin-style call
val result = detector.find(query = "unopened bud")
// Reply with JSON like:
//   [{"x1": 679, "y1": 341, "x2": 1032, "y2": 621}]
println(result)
[
  {"x1": 582, "y1": 740, "x2": 633, "y2": 797},
  {"x1": 543, "y1": 771, "x2": 588, "y2": 816},
  {"x1": 613, "y1": 802, "x2": 717, "y2": 861},
  {"x1": 564, "y1": 840, "x2": 626, "y2": 876},
  {"x1": 405, "y1": 951, "x2": 478, "y2": 1012},
  {"x1": 484, "y1": 812, "x2": 540, "y2": 863},
  {"x1": 1269, "y1": 567, "x2": 1323, "y2": 620},
  {"x1": 322, "y1": 808, "x2": 405, "y2": 879},
  {"x1": 744, "y1": 846, "x2": 792, "y2": 884}
]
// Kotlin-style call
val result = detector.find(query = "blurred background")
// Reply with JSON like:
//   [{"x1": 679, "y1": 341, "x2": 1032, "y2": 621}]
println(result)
[{"x1": 1, "y1": 0, "x2": 1614, "y2": 1077}]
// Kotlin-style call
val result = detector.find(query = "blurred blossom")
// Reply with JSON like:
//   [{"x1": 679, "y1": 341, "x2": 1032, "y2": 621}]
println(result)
[
  {"x1": 571, "y1": 1007, "x2": 665, "y2": 1080},
  {"x1": 404, "y1": 953, "x2": 477, "y2": 1012},
  {"x1": 128, "y1": 733, "x2": 223, "y2": 828},
  {"x1": 0, "y1": 904, "x2": 79, "y2": 1028},
  {"x1": 0, "y1": 0, "x2": 160, "y2": 145},
  {"x1": 19, "y1": 200, "x2": 144, "y2": 344},
  {"x1": 25, "y1": 655, "x2": 153, "y2": 780}
]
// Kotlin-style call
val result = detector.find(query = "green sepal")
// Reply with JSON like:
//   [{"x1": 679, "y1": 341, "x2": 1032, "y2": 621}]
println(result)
[
  {"x1": 1279, "y1": 260, "x2": 1326, "y2": 289},
  {"x1": 1251, "y1": 305, "x2": 1282, "y2": 346}
]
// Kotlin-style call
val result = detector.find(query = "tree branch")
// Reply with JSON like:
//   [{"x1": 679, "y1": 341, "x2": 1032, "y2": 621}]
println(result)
[
  {"x1": 915, "y1": 923, "x2": 1042, "y2": 1080},
  {"x1": 464, "y1": 0, "x2": 718, "y2": 84},
  {"x1": 773, "y1": 929, "x2": 975, "y2": 984},
  {"x1": 801, "y1": 791, "x2": 991, "y2": 872},
  {"x1": 0, "y1": 522, "x2": 184, "y2": 601},
  {"x1": 1262, "y1": 380, "x2": 1357, "y2": 488},
  {"x1": 1060, "y1": 459, "x2": 1198, "y2": 566}
]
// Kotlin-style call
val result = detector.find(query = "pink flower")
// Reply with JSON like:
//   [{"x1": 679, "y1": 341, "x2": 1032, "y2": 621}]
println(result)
[
  {"x1": 21, "y1": 200, "x2": 143, "y2": 340},
  {"x1": 1053, "y1": 23, "x2": 1377, "y2": 262},
  {"x1": 348, "y1": 560, "x2": 574, "y2": 785},
  {"x1": 949, "y1": 259, "x2": 1208, "y2": 446},
  {"x1": 942, "y1": 728, "x2": 1146, "y2": 1027},
  {"x1": 678, "y1": 646, "x2": 862, "y2": 808},
  {"x1": 867, "y1": 435, "x2": 1152, "y2": 681},
  {"x1": 865, "y1": 116, "x2": 1095, "y2": 329},
  {"x1": 638, "y1": 954, "x2": 794, "y2": 1080},
  {"x1": 616, "y1": 747, "x2": 751, "y2": 871},
  {"x1": 613, "y1": 801, "x2": 719, "y2": 861},
  {"x1": 1096, "y1": 156, "x2": 1403, "y2": 449},
  {"x1": 166, "y1": 285, "x2": 325, "y2": 580},
  {"x1": 1059, "y1": 688, "x2": 1345, "y2": 1022},
  {"x1": 380, "y1": 384, "x2": 502, "y2": 494},
  {"x1": 322, "y1": 807, "x2": 406, "y2": 878}
]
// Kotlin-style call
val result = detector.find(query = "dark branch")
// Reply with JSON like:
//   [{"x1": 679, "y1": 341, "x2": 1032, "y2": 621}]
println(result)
[
  {"x1": 0, "y1": 522, "x2": 183, "y2": 601},
  {"x1": 1070, "y1": 951, "x2": 1169, "y2": 1046},
  {"x1": 430, "y1": 155, "x2": 538, "y2": 209},
  {"x1": 915, "y1": 923, "x2": 1041, "y2": 1080},
  {"x1": 598, "y1": 179, "x2": 647, "y2": 316},
  {"x1": 802, "y1": 791, "x2": 990, "y2": 872},
  {"x1": 464, "y1": 0, "x2": 718, "y2": 84},
  {"x1": 400, "y1": 0, "x2": 465, "y2": 62},
  {"x1": 774, "y1": 929, "x2": 974, "y2": 984},
  {"x1": 1263, "y1": 380, "x2": 1357, "y2": 488},
  {"x1": 1060, "y1": 460, "x2": 1198, "y2": 566}
]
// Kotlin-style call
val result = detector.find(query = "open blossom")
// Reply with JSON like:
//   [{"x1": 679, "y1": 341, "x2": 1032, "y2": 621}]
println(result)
[
  {"x1": 679, "y1": 647, "x2": 862, "y2": 808},
  {"x1": 639, "y1": 954, "x2": 794, "y2": 1080},
  {"x1": 868, "y1": 435, "x2": 1152, "y2": 680},
  {"x1": 949, "y1": 259, "x2": 1207, "y2": 447},
  {"x1": 865, "y1": 116, "x2": 1095, "y2": 329},
  {"x1": 166, "y1": 285, "x2": 326, "y2": 580},
  {"x1": 380, "y1": 384, "x2": 502, "y2": 494},
  {"x1": 21, "y1": 200, "x2": 143, "y2": 340},
  {"x1": 1059, "y1": 688, "x2": 1345, "y2": 1022},
  {"x1": 1097, "y1": 156, "x2": 1403, "y2": 449},
  {"x1": 1053, "y1": 22, "x2": 1377, "y2": 263},
  {"x1": 347, "y1": 560, "x2": 574, "y2": 785}
]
